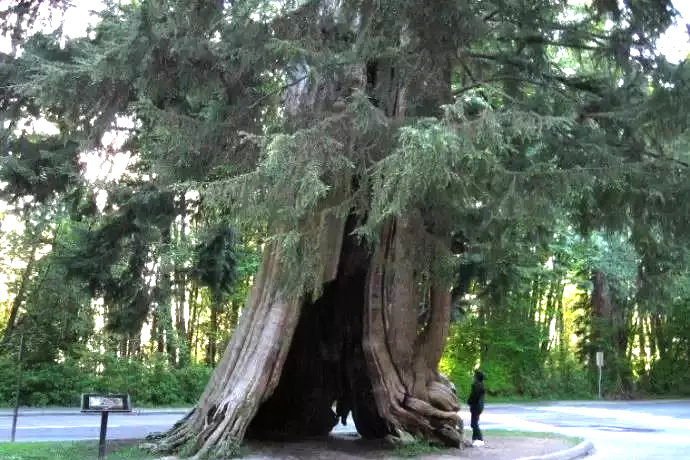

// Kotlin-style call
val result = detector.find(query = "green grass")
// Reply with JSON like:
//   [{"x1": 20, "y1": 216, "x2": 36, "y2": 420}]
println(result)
[
  {"x1": 0, "y1": 440, "x2": 155, "y2": 460},
  {"x1": 484, "y1": 429, "x2": 583, "y2": 446},
  {"x1": 392, "y1": 440, "x2": 443, "y2": 458}
]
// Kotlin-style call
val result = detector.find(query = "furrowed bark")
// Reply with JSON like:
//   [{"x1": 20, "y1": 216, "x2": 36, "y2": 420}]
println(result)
[
  {"x1": 154, "y1": 244, "x2": 304, "y2": 459},
  {"x1": 364, "y1": 217, "x2": 461, "y2": 447},
  {"x1": 153, "y1": 2, "x2": 464, "y2": 455}
]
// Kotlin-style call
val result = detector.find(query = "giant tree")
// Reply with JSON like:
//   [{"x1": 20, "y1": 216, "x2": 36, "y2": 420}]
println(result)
[{"x1": 2, "y1": 0, "x2": 690, "y2": 457}]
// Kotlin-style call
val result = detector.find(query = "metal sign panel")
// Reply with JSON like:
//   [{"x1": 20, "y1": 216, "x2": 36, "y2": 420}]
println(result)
[
  {"x1": 80, "y1": 393, "x2": 132, "y2": 459},
  {"x1": 81, "y1": 393, "x2": 132, "y2": 412},
  {"x1": 596, "y1": 351, "x2": 604, "y2": 367}
]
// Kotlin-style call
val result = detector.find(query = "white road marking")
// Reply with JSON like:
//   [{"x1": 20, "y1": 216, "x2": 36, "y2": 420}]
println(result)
[{"x1": 0, "y1": 424, "x2": 121, "y2": 429}]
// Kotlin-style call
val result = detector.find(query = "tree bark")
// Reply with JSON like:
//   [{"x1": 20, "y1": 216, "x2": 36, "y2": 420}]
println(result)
[
  {"x1": 175, "y1": 194, "x2": 188, "y2": 366},
  {"x1": 591, "y1": 270, "x2": 634, "y2": 396},
  {"x1": 152, "y1": 242, "x2": 305, "y2": 459},
  {"x1": 1, "y1": 242, "x2": 39, "y2": 346},
  {"x1": 187, "y1": 282, "x2": 199, "y2": 360},
  {"x1": 363, "y1": 216, "x2": 460, "y2": 447},
  {"x1": 207, "y1": 303, "x2": 219, "y2": 366},
  {"x1": 153, "y1": 210, "x2": 461, "y2": 458}
]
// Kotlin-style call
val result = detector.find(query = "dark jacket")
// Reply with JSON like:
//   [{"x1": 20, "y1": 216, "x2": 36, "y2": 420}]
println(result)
[{"x1": 467, "y1": 380, "x2": 485, "y2": 413}]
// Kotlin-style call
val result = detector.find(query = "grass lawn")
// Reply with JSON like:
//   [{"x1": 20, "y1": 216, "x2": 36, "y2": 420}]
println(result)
[
  {"x1": 484, "y1": 428, "x2": 583, "y2": 446},
  {"x1": 0, "y1": 440, "x2": 155, "y2": 460}
]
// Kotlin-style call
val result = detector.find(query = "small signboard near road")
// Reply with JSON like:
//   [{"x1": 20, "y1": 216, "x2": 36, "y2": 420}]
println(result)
[
  {"x1": 81, "y1": 393, "x2": 132, "y2": 459},
  {"x1": 81, "y1": 393, "x2": 131, "y2": 412}
]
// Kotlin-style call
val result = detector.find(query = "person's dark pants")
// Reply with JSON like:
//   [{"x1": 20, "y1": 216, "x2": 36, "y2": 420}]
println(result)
[{"x1": 470, "y1": 410, "x2": 483, "y2": 441}]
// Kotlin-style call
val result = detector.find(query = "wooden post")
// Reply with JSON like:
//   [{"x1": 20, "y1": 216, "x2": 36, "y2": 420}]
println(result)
[{"x1": 98, "y1": 411, "x2": 109, "y2": 459}]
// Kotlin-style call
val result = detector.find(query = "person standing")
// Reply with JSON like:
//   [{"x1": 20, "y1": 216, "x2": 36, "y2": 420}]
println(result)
[{"x1": 467, "y1": 369, "x2": 485, "y2": 447}]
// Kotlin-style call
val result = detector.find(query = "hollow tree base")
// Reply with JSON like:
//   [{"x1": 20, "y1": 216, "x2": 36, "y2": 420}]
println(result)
[
  {"x1": 247, "y1": 220, "x2": 389, "y2": 441},
  {"x1": 153, "y1": 215, "x2": 462, "y2": 459}
]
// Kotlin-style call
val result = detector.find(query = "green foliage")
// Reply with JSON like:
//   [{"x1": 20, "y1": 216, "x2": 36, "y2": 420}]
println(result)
[
  {"x1": 0, "y1": 136, "x2": 81, "y2": 204},
  {"x1": 0, "y1": 351, "x2": 211, "y2": 407},
  {"x1": 191, "y1": 224, "x2": 239, "y2": 305},
  {"x1": 440, "y1": 320, "x2": 481, "y2": 399},
  {"x1": 647, "y1": 357, "x2": 690, "y2": 396},
  {"x1": 2, "y1": 0, "x2": 690, "y2": 412},
  {"x1": 392, "y1": 439, "x2": 442, "y2": 458},
  {"x1": 443, "y1": 312, "x2": 593, "y2": 400},
  {"x1": 92, "y1": 353, "x2": 212, "y2": 407}
]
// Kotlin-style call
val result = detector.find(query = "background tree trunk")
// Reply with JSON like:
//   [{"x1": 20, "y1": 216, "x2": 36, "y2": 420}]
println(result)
[
  {"x1": 1, "y1": 242, "x2": 38, "y2": 346},
  {"x1": 175, "y1": 194, "x2": 188, "y2": 366}
]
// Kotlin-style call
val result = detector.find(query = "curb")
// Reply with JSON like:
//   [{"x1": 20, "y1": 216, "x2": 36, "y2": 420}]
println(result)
[{"x1": 517, "y1": 439, "x2": 594, "y2": 460}]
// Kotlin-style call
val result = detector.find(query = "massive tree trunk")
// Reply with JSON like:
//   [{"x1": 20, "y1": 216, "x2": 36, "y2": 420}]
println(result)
[
  {"x1": 153, "y1": 2, "x2": 460, "y2": 457},
  {"x1": 363, "y1": 216, "x2": 461, "y2": 446},
  {"x1": 153, "y1": 211, "x2": 461, "y2": 458}
]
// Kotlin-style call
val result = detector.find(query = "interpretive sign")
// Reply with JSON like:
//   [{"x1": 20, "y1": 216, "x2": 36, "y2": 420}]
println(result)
[
  {"x1": 81, "y1": 393, "x2": 132, "y2": 459},
  {"x1": 81, "y1": 393, "x2": 131, "y2": 412}
]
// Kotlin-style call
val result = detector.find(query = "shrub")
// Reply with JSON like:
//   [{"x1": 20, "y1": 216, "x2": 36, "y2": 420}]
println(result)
[{"x1": 0, "y1": 351, "x2": 213, "y2": 407}]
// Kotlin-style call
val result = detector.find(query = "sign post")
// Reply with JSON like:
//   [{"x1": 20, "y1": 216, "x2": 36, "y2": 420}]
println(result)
[
  {"x1": 10, "y1": 332, "x2": 24, "y2": 442},
  {"x1": 81, "y1": 393, "x2": 132, "y2": 459},
  {"x1": 596, "y1": 351, "x2": 604, "y2": 399}
]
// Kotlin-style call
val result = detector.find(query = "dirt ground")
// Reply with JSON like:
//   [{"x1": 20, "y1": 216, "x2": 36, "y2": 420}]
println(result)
[{"x1": 241, "y1": 432, "x2": 575, "y2": 459}]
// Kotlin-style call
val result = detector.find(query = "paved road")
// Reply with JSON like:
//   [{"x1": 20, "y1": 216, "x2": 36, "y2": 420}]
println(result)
[
  {"x1": 0, "y1": 409, "x2": 188, "y2": 442},
  {"x1": 475, "y1": 400, "x2": 690, "y2": 459},
  {"x1": 2, "y1": 400, "x2": 689, "y2": 458}
]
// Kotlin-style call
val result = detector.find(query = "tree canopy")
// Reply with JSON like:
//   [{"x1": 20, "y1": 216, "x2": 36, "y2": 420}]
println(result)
[{"x1": 1, "y1": 0, "x2": 690, "y2": 455}]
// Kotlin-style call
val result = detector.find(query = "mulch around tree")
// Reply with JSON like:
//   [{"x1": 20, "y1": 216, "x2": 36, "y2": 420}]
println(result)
[{"x1": 240, "y1": 432, "x2": 574, "y2": 460}]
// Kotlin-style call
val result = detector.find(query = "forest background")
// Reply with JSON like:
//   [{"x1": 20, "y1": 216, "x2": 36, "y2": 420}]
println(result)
[{"x1": 1, "y1": 0, "x2": 690, "y2": 408}]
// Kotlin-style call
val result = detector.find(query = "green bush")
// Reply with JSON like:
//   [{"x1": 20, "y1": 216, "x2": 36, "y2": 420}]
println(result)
[
  {"x1": 441, "y1": 314, "x2": 593, "y2": 401},
  {"x1": 0, "y1": 351, "x2": 213, "y2": 407},
  {"x1": 647, "y1": 357, "x2": 690, "y2": 396}
]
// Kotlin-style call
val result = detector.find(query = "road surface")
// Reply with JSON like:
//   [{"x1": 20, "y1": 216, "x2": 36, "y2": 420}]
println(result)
[
  {"x1": 476, "y1": 400, "x2": 690, "y2": 459},
  {"x1": 1, "y1": 400, "x2": 689, "y2": 458},
  {"x1": 0, "y1": 409, "x2": 187, "y2": 442}
]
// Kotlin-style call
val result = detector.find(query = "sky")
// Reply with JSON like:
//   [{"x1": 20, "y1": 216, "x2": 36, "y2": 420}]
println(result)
[{"x1": 657, "y1": 2, "x2": 690, "y2": 62}]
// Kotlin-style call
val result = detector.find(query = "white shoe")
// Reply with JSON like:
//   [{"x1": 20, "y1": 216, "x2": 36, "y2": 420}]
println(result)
[{"x1": 472, "y1": 440, "x2": 485, "y2": 447}]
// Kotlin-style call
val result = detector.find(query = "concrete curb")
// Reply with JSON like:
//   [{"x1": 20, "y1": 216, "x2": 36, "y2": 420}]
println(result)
[{"x1": 517, "y1": 439, "x2": 594, "y2": 460}]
